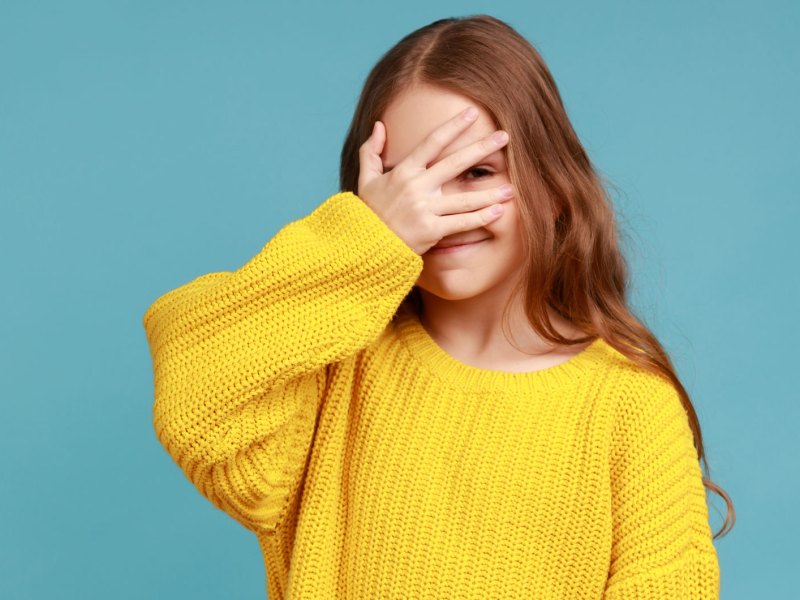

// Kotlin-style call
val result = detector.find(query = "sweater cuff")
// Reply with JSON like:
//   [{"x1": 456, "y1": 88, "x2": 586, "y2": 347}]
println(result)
[
  {"x1": 603, "y1": 547, "x2": 720, "y2": 599},
  {"x1": 310, "y1": 190, "x2": 421, "y2": 260},
  {"x1": 303, "y1": 190, "x2": 424, "y2": 290}
]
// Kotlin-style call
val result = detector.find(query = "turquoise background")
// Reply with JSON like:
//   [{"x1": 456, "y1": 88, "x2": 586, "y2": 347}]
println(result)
[{"x1": 1, "y1": 1, "x2": 796, "y2": 598}]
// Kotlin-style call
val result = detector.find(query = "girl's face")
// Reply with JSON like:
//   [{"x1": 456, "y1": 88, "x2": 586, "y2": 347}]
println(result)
[{"x1": 380, "y1": 84, "x2": 526, "y2": 305}]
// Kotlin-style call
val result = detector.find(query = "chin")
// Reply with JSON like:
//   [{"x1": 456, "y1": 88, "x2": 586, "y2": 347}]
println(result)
[{"x1": 416, "y1": 280, "x2": 492, "y2": 302}]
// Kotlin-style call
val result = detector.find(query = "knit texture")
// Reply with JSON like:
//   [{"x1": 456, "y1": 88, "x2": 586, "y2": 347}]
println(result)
[{"x1": 143, "y1": 191, "x2": 721, "y2": 599}]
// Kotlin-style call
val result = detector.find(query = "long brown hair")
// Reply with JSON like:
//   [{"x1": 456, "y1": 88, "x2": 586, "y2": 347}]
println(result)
[{"x1": 338, "y1": 14, "x2": 734, "y2": 539}]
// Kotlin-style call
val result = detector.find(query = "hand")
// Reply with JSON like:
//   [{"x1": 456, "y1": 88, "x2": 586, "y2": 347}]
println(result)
[{"x1": 356, "y1": 106, "x2": 514, "y2": 256}]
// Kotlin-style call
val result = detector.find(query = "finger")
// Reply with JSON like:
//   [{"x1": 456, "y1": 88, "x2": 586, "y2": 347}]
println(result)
[
  {"x1": 370, "y1": 120, "x2": 386, "y2": 159},
  {"x1": 358, "y1": 121, "x2": 386, "y2": 188},
  {"x1": 420, "y1": 129, "x2": 509, "y2": 191},
  {"x1": 437, "y1": 201, "x2": 506, "y2": 237},
  {"x1": 432, "y1": 183, "x2": 514, "y2": 216},
  {"x1": 399, "y1": 106, "x2": 480, "y2": 175}
]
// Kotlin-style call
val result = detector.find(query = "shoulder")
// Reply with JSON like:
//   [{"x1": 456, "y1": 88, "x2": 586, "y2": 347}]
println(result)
[
  {"x1": 592, "y1": 338, "x2": 672, "y2": 385},
  {"x1": 591, "y1": 339, "x2": 684, "y2": 422}
]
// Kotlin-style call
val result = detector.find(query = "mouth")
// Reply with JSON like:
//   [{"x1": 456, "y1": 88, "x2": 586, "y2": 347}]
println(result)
[{"x1": 426, "y1": 238, "x2": 490, "y2": 255}]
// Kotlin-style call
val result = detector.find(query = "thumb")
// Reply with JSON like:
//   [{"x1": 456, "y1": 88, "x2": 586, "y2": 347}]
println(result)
[
  {"x1": 371, "y1": 120, "x2": 386, "y2": 156},
  {"x1": 358, "y1": 121, "x2": 386, "y2": 193}
]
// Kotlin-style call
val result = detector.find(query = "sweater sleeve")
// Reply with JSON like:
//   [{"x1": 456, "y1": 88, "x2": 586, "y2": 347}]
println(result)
[
  {"x1": 142, "y1": 191, "x2": 423, "y2": 536},
  {"x1": 603, "y1": 376, "x2": 721, "y2": 599}
]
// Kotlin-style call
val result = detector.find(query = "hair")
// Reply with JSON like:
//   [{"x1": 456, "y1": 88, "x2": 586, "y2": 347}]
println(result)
[{"x1": 338, "y1": 14, "x2": 734, "y2": 539}]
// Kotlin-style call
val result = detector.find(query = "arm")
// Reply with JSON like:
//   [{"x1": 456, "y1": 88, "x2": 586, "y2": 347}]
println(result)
[
  {"x1": 603, "y1": 376, "x2": 721, "y2": 599},
  {"x1": 142, "y1": 191, "x2": 422, "y2": 536}
]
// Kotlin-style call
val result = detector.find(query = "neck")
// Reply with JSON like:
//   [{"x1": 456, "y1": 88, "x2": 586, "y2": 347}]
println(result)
[{"x1": 416, "y1": 287, "x2": 589, "y2": 363}]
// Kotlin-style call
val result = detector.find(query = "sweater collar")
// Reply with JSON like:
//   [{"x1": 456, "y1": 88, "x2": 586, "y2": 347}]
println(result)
[{"x1": 392, "y1": 309, "x2": 609, "y2": 395}]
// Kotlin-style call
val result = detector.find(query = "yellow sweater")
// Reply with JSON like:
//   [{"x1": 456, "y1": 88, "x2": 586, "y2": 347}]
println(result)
[{"x1": 143, "y1": 190, "x2": 721, "y2": 599}]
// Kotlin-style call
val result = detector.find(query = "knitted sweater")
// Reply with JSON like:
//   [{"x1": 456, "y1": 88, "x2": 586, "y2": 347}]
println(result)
[{"x1": 143, "y1": 190, "x2": 721, "y2": 599}]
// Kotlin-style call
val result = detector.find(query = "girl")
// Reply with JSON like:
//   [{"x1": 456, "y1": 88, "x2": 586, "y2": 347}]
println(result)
[{"x1": 143, "y1": 14, "x2": 733, "y2": 599}]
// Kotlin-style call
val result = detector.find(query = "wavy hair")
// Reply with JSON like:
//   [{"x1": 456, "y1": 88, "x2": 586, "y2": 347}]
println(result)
[{"x1": 338, "y1": 14, "x2": 734, "y2": 539}]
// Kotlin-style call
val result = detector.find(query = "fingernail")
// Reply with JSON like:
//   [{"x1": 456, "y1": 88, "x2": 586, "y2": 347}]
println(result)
[
  {"x1": 463, "y1": 107, "x2": 478, "y2": 121},
  {"x1": 492, "y1": 131, "x2": 508, "y2": 144},
  {"x1": 491, "y1": 204, "x2": 504, "y2": 216}
]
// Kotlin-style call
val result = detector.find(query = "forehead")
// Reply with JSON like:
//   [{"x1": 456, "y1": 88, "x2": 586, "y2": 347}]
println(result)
[{"x1": 379, "y1": 84, "x2": 499, "y2": 168}]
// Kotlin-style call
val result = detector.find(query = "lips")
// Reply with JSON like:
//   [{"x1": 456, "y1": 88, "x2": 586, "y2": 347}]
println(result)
[{"x1": 426, "y1": 238, "x2": 490, "y2": 255}]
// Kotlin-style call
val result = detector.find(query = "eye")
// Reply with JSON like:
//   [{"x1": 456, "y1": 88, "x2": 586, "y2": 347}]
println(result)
[{"x1": 461, "y1": 166, "x2": 493, "y2": 181}]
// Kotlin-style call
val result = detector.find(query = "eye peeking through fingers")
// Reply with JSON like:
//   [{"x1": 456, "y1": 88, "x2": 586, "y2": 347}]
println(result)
[{"x1": 460, "y1": 167, "x2": 493, "y2": 181}]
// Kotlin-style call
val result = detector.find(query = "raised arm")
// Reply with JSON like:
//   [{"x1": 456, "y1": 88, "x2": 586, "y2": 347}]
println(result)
[{"x1": 142, "y1": 191, "x2": 423, "y2": 535}]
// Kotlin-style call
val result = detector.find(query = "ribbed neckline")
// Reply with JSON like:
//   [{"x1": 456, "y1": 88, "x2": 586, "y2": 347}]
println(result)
[{"x1": 393, "y1": 309, "x2": 608, "y2": 394}]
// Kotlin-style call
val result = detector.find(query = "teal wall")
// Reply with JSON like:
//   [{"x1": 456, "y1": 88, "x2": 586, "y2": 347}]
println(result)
[{"x1": 1, "y1": 1, "x2": 796, "y2": 597}]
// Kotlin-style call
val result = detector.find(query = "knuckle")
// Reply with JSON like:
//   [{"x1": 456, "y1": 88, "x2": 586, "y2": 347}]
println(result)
[
  {"x1": 445, "y1": 152, "x2": 468, "y2": 173},
  {"x1": 395, "y1": 162, "x2": 412, "y2": 179},
  {"x1": 422, "y1": 212, "x2": 437, "y2": 234},
  {"x1": 397, "y1": 175, "x2": 415, "y2": 195},
  {"x1": 427, "y1": 129, "x2": 446, "y2": 147}
]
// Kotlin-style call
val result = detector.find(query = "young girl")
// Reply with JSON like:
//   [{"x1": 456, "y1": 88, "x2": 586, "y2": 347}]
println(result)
[{"x1": 143, "y1": 14, "x2": 733, "y2": 599}]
